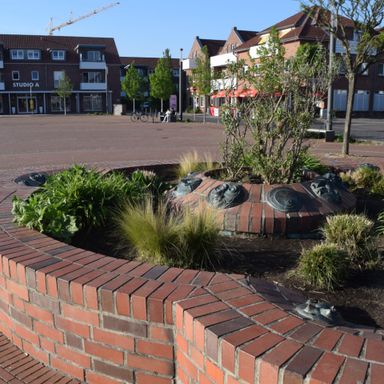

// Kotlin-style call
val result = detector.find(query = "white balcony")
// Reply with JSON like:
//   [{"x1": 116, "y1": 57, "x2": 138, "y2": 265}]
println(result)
[
  {"x1": 210, "y1": 53, "x2": 237, "y2": 68},
  {"x1": 182, "y1": 58, "x2": 197, "y2": 70},
  {"x1": 0, "y1": 60, "x2": 3, "y2": 69},
  {"x1": 79, "y1": 57, "x2": 107, "y2": 70},
  {"x1": 80, "y1": 82, "x2": 107, "y2": 91},
  {"x1": 0, "y1": 82, "x2": 4, "y2": 91}
]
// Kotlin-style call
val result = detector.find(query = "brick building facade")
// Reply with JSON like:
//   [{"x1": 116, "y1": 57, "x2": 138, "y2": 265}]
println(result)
[{"x1": 0, "y1": 34, "x2": 121, "y2": 115}]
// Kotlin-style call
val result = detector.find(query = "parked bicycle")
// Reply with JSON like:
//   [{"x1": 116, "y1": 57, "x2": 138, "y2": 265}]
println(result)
[{"x1": 130, "y1": 111, "x2": 149, "y2": 122}]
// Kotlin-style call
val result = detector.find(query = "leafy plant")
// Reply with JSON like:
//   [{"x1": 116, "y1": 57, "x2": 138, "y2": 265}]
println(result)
[
  {"x1": 178, "y1": 150, "x2": 215, "y2": 178},
  {"x1": 340, "y1": 166, "x2": 384, "y2": 197},
  {"x1": 298, "y1": 243, "x2": 348, "y2": 291},
  {"x1": 220, "y1": 33, "x2": 335, "y2": 183},
  {"x1": 377, "y1": 211, "x2": 384, "y2": 236},
  {"x1": 12, "y1": 166, "x2": 164, "y2": 242},
  {"x1": 299, "y1": 152, "x2": 329, "y2": 175},
  {"x1": 117, "y1": 199, "x2": 220, "y2": 269},
  {"x1": 322, "y1": 214, "x2": 379, "y2": 269}
]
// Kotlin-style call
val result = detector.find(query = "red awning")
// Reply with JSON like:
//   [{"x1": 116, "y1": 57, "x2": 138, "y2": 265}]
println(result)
[{"x1": 236, "y1": 88, "x2": 257, "y2": 98}]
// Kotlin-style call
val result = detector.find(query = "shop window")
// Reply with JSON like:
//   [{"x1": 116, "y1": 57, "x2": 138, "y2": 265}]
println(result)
[
  {"x1": 12, "y1": 71, "x2": 20, "y2": 81},
  {"x1": 83, "y1": 94, "x2": 103, "y2": 111},
  {"x1": 51, "y1": 95, "x2": 71, "y2": 112},
  {"x1": 31, "y1": 71, "x2": 39, "y2": 81}
]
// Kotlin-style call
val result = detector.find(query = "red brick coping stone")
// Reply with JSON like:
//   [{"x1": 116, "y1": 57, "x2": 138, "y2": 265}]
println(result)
[
  {"x1": 172, "y1": 171, "x2": 356, "y2": 237},
  {"x1": 0, "y1": 169, "x2": 383, "y2": 384}
]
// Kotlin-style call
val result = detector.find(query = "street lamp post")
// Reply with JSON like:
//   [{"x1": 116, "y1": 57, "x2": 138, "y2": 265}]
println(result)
[
  {"x1": 179, "y1": 48, "x2": 183, "y2": 121},
  {"x1": 326, "y1": 4, "x2": 337, "y2": 142}
]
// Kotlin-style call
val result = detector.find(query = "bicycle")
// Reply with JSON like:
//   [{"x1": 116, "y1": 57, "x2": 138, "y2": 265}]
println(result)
[{"x1": 130, "y1": 112, "x2": 149, "y2": 122}]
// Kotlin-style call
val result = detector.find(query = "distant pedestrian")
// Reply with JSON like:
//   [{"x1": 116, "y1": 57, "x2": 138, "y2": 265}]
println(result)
[{"x1": 162, "y1": 109, "x2": 171, "y2": 123}]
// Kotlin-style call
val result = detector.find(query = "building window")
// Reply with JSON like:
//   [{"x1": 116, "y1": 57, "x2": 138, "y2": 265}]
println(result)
[
  {"x1": 27, "y1": 50, "x2": 40, "y2": 60},
  {"x1": 12, "y1": 71, "x2": 20, "y2": 81},
  {"x1": 378, "y1": 63, "x2": 384, "y2": 76},
  {"x1": 51, "y1": 50, "x2": 65, "y2": 61},
  {"x1": 82, "y1": 72, "x2": 104, "y2": 83},
  {"x1": 53, "y1": 71, "x2": 65, "y2": 88},
  {"x1": 359, "y1": 63, "x2": 369, "y2": 76},
  {"x1": 31, "y1": 71, "x2": 39, "y2": 81},
  {"x1": 51, "y1": 95, "x2": 71, "y2": 112},
  {"x1": 83, "y1": 94, "x2": 103, "y2": 111},
  {"x1": 11, "y1": 50, "x2": 24, "y2": 60},
  {"x1": 83, "y1": 51, "x2": 102, "y2": 62},
  {"x1": 172, "y1": 69, "x2": 179, "y2": 77}
]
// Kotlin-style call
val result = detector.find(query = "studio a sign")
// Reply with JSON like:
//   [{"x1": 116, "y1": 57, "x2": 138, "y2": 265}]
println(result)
[{"x1": 12, "y1": 82, "x2": 40, "y2": 88}]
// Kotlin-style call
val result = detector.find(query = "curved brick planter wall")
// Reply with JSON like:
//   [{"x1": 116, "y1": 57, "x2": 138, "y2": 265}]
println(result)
[
  {"x1": 172, "y1": 172, "x2": 356, "y2": 237},
  {"x1": 0, "y1": 170, "x2": 383, "y2": 384}
]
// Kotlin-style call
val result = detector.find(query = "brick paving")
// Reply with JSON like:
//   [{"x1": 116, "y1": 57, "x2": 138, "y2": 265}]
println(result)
[{"x1": 0, "y1": 115, "x2": 383, "y2": 383}]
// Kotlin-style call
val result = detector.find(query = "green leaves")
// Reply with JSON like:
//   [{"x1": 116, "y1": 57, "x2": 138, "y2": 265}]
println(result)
[
  {"x1": 12, "y1": 165, "x2": 166, "y2": 243},
  {"x1": 149, "y1": 49, "x2": 174, "y2": 101},
  {"x1": 121, "y1": 63, "x2": 145, "y2": 101}
]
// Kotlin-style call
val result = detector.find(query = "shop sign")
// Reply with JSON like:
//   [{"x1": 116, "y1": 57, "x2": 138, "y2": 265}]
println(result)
[{"x1": 12, "y1": 82, "x2": 40, "y2": 88}]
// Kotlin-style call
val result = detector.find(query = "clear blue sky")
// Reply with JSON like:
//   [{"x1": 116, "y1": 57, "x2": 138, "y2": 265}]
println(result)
[{"x1": 1, "y1": 0, "x2": 301, "y2": 58}]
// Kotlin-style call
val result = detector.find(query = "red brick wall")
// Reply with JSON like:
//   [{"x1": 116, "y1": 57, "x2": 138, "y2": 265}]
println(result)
[{"x1": 0, "y1": 169, "x2": 383, "y2": 384}]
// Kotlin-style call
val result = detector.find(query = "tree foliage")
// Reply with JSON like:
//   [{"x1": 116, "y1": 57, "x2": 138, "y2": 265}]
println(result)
[
  {"x1": 121, "y1": 63, "x2": 145, "y2": 102},
  {"x1": 301, "y1": 1, "x2": 384, "y2": 155},
  {"x1": 56, "y1": 74, "x2": 72, "y2": 115},
  {"x1": 149, "y1": 49, "x2": 174, "y2": 111},
  {"x1": 221, "y1": 29, "x2": 335, "y2": 183}
]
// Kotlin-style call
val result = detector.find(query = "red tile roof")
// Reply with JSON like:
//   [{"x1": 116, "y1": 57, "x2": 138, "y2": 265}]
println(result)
[{"x1": 120, "y1": 56, "x2": 180, "y2": 69}]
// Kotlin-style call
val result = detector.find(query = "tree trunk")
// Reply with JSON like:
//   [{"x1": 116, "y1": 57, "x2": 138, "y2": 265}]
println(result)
[
  {"x1": 342, "y1": 75, "x2": 356, "y2": 155},
  {"x1": 161, "y1": 99, "x2": 164, "y2": 113},
  {"x1": 63, "y1": 97, "x2": 66, "y2": 116},
  {"x1": 133, "y1": 99, "x2": 136, "y2": 113}
]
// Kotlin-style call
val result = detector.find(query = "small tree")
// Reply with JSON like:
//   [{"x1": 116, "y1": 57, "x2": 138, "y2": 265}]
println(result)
[
  {"x1": 221, "y1": 29, "x2": 335, "y2": 183},
  {"x1": 302, "y1": 1, "x2": 384, "y2": 155},
  {"x1": 121, "y1": 63, "x2": 145, "y2": 113},
  {"x1": 149, "y1": 49, "x2": 174, "y2": 112},
  {"x1": 56, "y1": 74, "x2": 72, "y2": 116},
  {"x1": 191, "y1": 45, "x2": 212, "y2": 123}
]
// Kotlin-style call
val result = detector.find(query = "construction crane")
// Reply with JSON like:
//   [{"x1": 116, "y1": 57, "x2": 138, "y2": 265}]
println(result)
[{"x1": 48, "y1": 2, "x2": 120, "y2": 35}]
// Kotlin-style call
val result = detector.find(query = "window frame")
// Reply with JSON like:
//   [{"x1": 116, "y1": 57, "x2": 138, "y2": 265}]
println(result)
[
  {"x1": 11, "y1": 50, "x2": 24, "y2": 60},
  {"x1": 31, "y1": 71, "x2": 39, "y2": 81},
  {"x1": 51, "y1": 50, "x2": 65, "y2": 61},
  {"x1": 12, "y1": 71, "x2": 20, "y2": 81},
  {"x1": 27, "y1": 50, "x2": 41, "y2": 60}
]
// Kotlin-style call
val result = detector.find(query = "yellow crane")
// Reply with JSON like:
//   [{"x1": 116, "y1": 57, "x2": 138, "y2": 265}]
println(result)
[{"x1": 48, "y1": 2, "x2": 120, "y2": 35}]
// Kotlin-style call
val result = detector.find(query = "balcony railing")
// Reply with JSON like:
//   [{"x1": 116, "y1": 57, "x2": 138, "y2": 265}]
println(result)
[
  {"x1": 210, "y1": 53, "x2": 237, "y2": 68},
  {"x1": 182, "y1": 58, "x2": 197, "y2": 70},
  {"x1": 80, "y1": 82, "x2": 107, "y2": 91},
  {"x1": 0, "y1": 82, "x2": 5, "y2": 91}
]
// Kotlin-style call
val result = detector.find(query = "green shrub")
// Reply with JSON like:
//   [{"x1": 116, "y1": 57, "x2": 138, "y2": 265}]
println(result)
[
  {"x1": 178, "y1": 150, "x2": 215, "y2": 178},
  {"x1": 322, "y1": 214, "x2": 379, "y2": 269},
  {"x1": 377, "y1": 211, "x2": 384, "y2": 236},
  {"x1": 12, "y1": 165, "x2": 163, "y2": 242},
  {"x1": 299, "y1": 152, "x2": 329, "y2": 175},
  {"x1": 298, "y1": 243, "x2": 348, "y2": 291},
  {"x1": 117, "y1": 199, "x2": 220, "y2": 269},
  {"x1": 340, "y1": 166, "x2": 384, "y2": 197}
]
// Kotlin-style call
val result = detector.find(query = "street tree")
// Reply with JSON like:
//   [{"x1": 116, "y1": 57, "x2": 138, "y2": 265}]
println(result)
[
  {"x1": 121, "y1": 63, "x2": 145, "y2": 113},
  {"x1": 191, "y1": 45, "x2": 212, "y2": 123},
  {"x1": 221, "y1": 29, "x2": 334, "y2": 182},
  {"x1": 149, "y1": 49, "x2": 174, "y2": 112},
  {"x1": 302, "y1": 1, "x2": 384, "y2": 155},
  {"x1": 56, "y1": 74, "x2": 72, "y2": 116}
]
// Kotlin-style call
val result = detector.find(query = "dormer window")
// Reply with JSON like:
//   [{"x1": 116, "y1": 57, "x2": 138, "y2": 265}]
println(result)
[
  {"x1": 11, "y1": 50, "x2": 24, "y2": 60},
  {"x1": 27, "y1": 50, "x2": 40, "y2": 60},
  {"x1": 51, "y1": 50, "x2": 65, "y2": 61}
]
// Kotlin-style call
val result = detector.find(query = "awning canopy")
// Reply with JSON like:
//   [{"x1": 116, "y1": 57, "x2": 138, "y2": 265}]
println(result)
[{"x1": 211, "y1": 88, "x2": 257, "y2": 98}]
